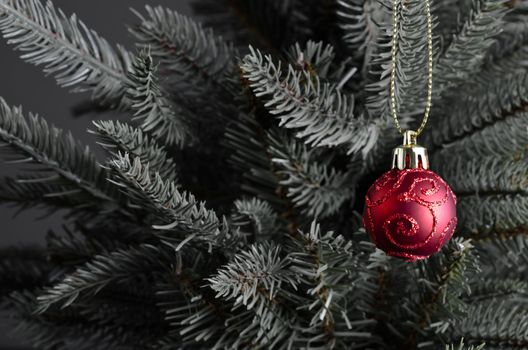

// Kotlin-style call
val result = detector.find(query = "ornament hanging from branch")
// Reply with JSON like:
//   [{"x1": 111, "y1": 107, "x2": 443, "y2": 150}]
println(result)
[{"x1": 362, "y1": 0, "x2": 457, "y2": 261}]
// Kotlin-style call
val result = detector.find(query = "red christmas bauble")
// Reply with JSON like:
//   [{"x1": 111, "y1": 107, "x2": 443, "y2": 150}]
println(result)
[{"x1": 362, "y1": 168, "x2": 457, "y2": 261}]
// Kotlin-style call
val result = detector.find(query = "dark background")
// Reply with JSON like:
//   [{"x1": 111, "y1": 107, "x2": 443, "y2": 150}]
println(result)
[{"x1": 0, "y1": 1, "x2": 192, "y2": 348}]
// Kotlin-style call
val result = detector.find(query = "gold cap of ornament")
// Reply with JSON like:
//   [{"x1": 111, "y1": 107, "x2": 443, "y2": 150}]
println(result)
[{"x1": 392, "y1": 130, "x2": 429, "y2": 170}]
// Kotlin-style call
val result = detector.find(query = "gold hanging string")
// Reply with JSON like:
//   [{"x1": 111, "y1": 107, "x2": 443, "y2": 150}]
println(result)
[{"x1": 389, "y1": 0, "x2": 434, "y2": 136}]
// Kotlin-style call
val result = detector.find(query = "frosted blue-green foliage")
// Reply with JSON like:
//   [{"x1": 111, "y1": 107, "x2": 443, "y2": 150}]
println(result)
[
  {"x1": 0, "y1": 97, "x2": 120, "y2": 210},
  {"x1": 0, "y1": 0, "x2": 132, "y2": 106},
  {"x1": 241, "y1": 46, "x2": 380, "y2": 156},
  {"x1": 0, "y1": 0, "x2": 527, "y2": 349},
  {"x1": 125, "y1": 51, "x2": 194, "y2": 147},
  {"x1": 446, "y1": 339, "x2": 486, "y2": 350},
  {"x1": 91, "y1": 120, "x2": 179, "y2": 183}
]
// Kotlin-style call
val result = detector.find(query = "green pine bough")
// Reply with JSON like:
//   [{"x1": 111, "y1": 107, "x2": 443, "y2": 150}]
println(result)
[{"x1": 0, "y1": 0, "x2": 526, "y2": 349}]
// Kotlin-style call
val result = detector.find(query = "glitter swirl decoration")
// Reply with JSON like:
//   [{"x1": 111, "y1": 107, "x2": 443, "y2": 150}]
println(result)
[{"x1": 363, "y1": 168, "x2": 457, "y2": 261}]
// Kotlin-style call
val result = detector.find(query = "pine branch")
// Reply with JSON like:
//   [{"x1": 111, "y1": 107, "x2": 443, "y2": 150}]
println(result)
[
  {"x1": 108, "y1": 153, "x2": 225, "y2": 249},
  {"x1": 366, "y1": 0, "x2": 432, "y2": 127},
  {"x1": 241, "y1": 46, "x2": 379, "y2": 156},
  {"x1": 337, "y1": 0, "x2": 381, "y2": 61},
  {"x1": 436, "y1": 155, "x2": 527, "y2": 196},
  {"x1": 287, "y1": 221, "x2": 379, "y2": 348},
  {"x1": 467, "y1": 277, "x2": 528, "y2": 302},
  {"x1": 477, "y1": 234, "x2": 528, "y2": 277},
  {"x1": 403, "y1": 239, "x2": 480, "y2": 347},
  {"x1": 231, "y1": 197, "x2": 280, "y2": 243},
  {"x1": 225, "y1": 113, "x2": 299, "y2": 226},
  {"x1": 209, "y1": 242, "x2": 296, "y2": 310},
  {"x1": 431, "y1": 109, "x2": 528, "y2": 234},
  {"x1": 287, "y1": 41, "x2": 338, "y2": 80},
  {"x1": 426, "y1": 239, "x2": 480, "y2": 317},
  {"x1": 92, "y1": 120, "x2": 179, "y2": 183},
  {"x1": 445, "y1": 339, "x2": 486, "y2": 350},
  {"x1": 267, "y1": 131, "x2": 356, "y2": 219},
  {"x1": 0, "y1": 98, "x2": 120, "y2": 211},
  {"x1": 434, "y1": 0, "x2": 507, "y2": 96},
  {"x1": 130, "y1": 5, "x2": 237, "y2": 98},
  {"x1": 0, "y1": 247, "x2": 50, "y2": 296},
  {"x1": 155, "y1": 249, "x2": 234, "y2": 348},
  {"x1": 484, "y1": 4, "x2": 528, "y2": 63},
  {"x1": 4, "y1": 291, "x2": 148, "y2": 350},
  {"x1": 35, "y1": 245, "x2": 170, "y2": 313},
  {"x1": 208, "y1": 242, "x2": 297, "y2": 347},
  {"x1": 192, "y1": 0, "x2": 314, "y2": 52},
  {"x1": 158, "y1": 292, "x2": 269, "y2": 349},
  {"x1": 0, "y1": 0, "x2": 132, "y2": 106},
  {"x1": 431, "y1": 112, "x2": 528, "y2": 162},
  {"x1": 286, "y1": 40, "x2": 356, "y2": 86},
  {"x1": 458, "y1": 194, "x2": 528, "y2": 234},
  {"x1": 45, "y1": 227, "x2": 129, "y2": 267},
  {"x1": 0, "y1": 176, "x2": 87, "y2": 211},
  {"x1": 74, "y1": 292, "x2": 166, "y2": 342},
  {"x1": 434, "y1": 0, "x2": 474, "y2": 44},
  {"x1": 427, "y1": 46, "x2": 528, "y2": 149},
  {"x1": 449, "y1": 300, "x2": 528, "y2": 349},
  {"x1": 125, "y1": 51, "x2": 193, "y2": 147}
]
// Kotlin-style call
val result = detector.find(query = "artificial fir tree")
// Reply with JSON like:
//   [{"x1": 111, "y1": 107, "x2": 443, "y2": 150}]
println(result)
[{"x1": 0, "y1": 0, "x2": 527, "y2": 348}]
